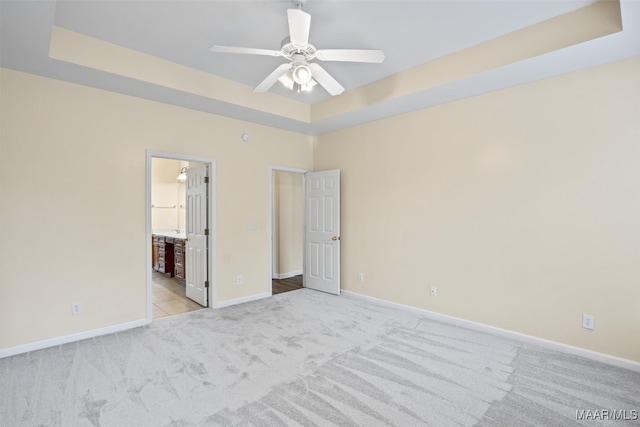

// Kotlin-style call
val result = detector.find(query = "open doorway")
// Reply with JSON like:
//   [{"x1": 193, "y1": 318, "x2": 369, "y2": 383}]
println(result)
[
  {"x1": 147, "y1": 151, "x2": 216, "y2": 320},
  {"x1": 270, "y1": 167, "x2": 307, "y2": 295}
]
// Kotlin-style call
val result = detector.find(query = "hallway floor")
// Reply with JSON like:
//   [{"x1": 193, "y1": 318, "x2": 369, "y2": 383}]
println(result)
[{"x1": 272, "y1": 275, "x2": 303, "y2": 295}]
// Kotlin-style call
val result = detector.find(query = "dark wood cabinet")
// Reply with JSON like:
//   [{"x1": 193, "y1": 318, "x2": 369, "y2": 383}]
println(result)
[
  {"x1": 152, "y1": 234, "x2": 184, "y2": 282},
  {"x1": 162, "y1": 237, "x2": 175, "y2": 276},
  {"x1": 174, "y1": 239, "x2": 185, "y2": 283}
]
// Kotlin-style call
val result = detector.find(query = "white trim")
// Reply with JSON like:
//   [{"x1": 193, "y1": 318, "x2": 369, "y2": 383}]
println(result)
[
  {"x1": 270, "y1": 165, "x2": 311, "y2": 174},
  {"x1": 341, "y1": 290, "x2": 640, "y2": 373},
  {"x1": 146, "y1": 150, "x2": 217, "y2": 314},
  {"x1": 274, "y1": 270, "x2": 303, "y2": 280},
  {"x1": 213, "y1": 292, "x2": 271, "y2": 309},
  {"x1": 0, "y1": 318, "x2": 149, "y2": 359},
  {"x1": 268, "y1": 165, "x2": 308, "y2": 296},
  {"x1": 271, "y1": 170, "x2": 278, "y2": 280}
]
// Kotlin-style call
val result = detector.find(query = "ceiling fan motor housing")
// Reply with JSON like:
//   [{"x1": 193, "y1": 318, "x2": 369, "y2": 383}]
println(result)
[{"x1": 281, "y1": 37, "x2": 316, "y2": 59}]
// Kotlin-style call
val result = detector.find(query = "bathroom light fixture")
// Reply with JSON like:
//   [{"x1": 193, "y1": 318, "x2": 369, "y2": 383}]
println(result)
[{"x1": 177, "y1": 167, "x2": 187, "y2": 182}]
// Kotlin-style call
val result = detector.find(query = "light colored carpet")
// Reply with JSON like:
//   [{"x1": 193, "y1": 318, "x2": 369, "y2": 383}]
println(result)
[{"x1": 1, "y1": 289, "x2": 638, "y2": 426}]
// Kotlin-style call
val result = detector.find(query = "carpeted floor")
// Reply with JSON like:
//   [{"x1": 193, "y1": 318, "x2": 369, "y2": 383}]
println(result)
[{"x1": 1, "y1": 289, "x2": 638, "y2": 426}]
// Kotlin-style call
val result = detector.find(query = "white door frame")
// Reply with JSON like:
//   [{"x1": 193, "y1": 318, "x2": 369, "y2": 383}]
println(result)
[
  {"x1": 269, "y1": 165, "x2": 308, "y2": 295},
  {"x1": 146, "y1": 150, "x2": 217, "y2": 321}
]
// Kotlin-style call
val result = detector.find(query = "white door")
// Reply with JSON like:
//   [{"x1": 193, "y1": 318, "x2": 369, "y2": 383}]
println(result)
[
  {"x1": 186, "y1": 165, "x2": 208, "y2": 306},
  {"x1": 305, "y1": 170, "x2": 340, "y2": 295}
]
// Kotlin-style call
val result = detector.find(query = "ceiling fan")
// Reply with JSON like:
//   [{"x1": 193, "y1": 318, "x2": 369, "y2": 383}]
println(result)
[{"x1": 210, "y1": 0, "x2": 385, "y2": 96}]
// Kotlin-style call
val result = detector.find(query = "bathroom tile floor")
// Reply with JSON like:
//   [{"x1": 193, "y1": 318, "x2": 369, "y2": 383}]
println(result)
[{"x1": 152, "y1": 271, "x2": 204, "y2": 319}]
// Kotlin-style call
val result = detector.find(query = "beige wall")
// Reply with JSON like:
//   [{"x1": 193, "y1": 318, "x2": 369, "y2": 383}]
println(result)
[
  {"x1": 274, "y1": 171, "x2": 304, "y2": 277},
  {"x1": 151, "y1": 158, "x2": 186, "y2": 231},
  {"x1": 2, "y1": 57, "x2": 639, "y2": 363},
  {"x1": 314, "y1": 57, "x2": 640, "y2": 362},
  {"x1": 0, "y1": 69, "x2": 313, "y2": 350}
]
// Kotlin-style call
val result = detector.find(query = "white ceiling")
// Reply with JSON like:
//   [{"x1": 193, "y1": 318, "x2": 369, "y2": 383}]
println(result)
[{"x1": 1, "y1": 1, "x2": 639, "y2": 135}]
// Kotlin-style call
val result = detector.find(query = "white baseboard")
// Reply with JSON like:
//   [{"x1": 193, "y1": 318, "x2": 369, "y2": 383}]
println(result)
[
  {"x1": 0, "y1": 318, "x2": 150, "y2": 359},
  {"x1": 214, "y1": 292, "x2": 271, "y2": 309},
  {"x1": 341, "y1": 290, "x2": 640, "y2": 373},
  {"x1": 1, "y1": 291, "x2": 271, "y2": 359},
  {"x1": 6, "y1": 290, "x2": 636, "y2": 373},
  {"x1": 274, "y1": 270, "x2": 303, "y2": 280}
]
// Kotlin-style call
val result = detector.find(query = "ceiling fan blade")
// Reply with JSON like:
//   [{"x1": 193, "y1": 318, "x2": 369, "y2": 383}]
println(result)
[
  {"x1": 210, "y1": 45, "x2": 282, "y2": 57},
  {"x1": 254, "y1": 63, "x2": 291, "y2": 93},
  {"x1": 309, "y1": 63, "x2": 344, "y2": 96},
  {"x1": 287, "y1": 9, "x2": 311, "y2": 46},
  {"x1": 315, "y1": 49, "x2": 385, "y2": 63}
]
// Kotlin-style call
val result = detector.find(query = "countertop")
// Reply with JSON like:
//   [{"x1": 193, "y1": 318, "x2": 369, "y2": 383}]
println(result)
[{"x1": 153, "y1": 230, "x2": 186, "y2": 239}]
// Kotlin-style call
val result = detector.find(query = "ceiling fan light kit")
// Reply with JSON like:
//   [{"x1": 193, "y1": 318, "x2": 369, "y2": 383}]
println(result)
[
  {"x1": 210, "y1": 0, "x2": 384, "y2": 97},
  {"x1": 292, "y1": 63, "x2": 312, "y2": 85},
  {"x1": 278, "y1": 72, "x2": 316, "y2": 93}
]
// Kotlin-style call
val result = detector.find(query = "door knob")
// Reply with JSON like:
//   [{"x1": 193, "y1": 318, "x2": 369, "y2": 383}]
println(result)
[{"x1": 332, "y1": 236, "x2": 340, "y2": 241}]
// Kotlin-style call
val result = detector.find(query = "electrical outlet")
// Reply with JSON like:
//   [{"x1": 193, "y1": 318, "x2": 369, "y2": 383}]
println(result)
[
  {"x1": 72, "y1": 303, "x2": 82, "y2": 315},
  {"x1": 430, "y1": 286, "x2": 437, "y2": 296},
  {"x1": 236, "y1": 275, "x2": 243, "y2": 285},
  {"x1": 357, "y1": 273, "x2": 364, "y2": 282},
  {"x1": 582, "y1": 314, "x2": 595, "y2": 330}
]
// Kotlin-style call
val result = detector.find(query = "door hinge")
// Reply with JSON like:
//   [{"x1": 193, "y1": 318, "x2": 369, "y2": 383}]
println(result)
[
  {"x1": 204, "y1": 228, "x2": 209, "y2": 236},
  {"x1": 204, "y1": 281, "x2": 209, "y2": 288},
  {"x1": 204, "y1": 176, "x2": 209, "y2": 184}
]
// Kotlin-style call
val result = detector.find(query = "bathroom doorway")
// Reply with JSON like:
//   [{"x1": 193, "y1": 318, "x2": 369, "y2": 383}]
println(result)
[{"x1": 147, "y1": 151, "x2": 217, "y2": 320}]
